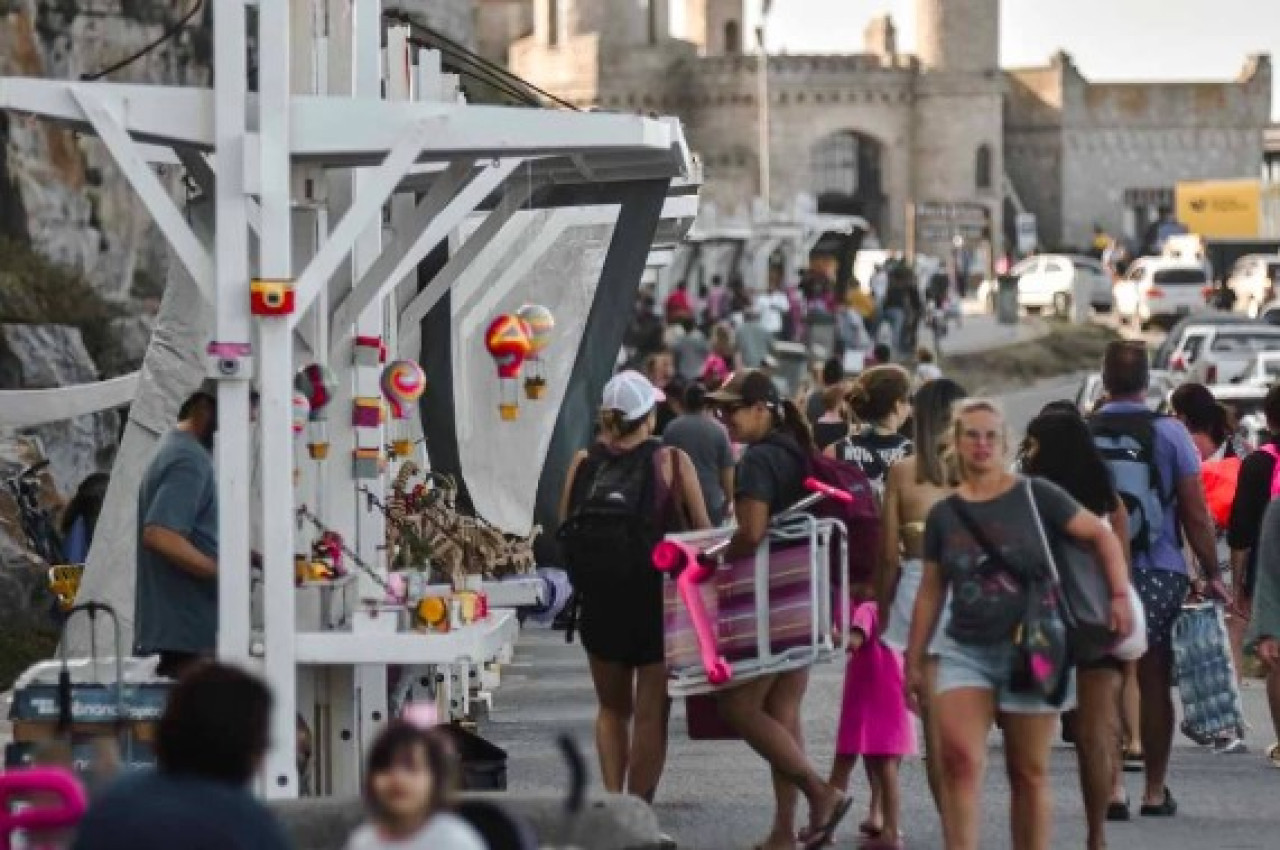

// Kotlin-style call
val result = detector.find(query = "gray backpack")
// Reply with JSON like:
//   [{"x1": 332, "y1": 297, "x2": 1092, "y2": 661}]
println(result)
[{"x1": 1090, "y1": 411, "x2": 1169, "y2": 555}]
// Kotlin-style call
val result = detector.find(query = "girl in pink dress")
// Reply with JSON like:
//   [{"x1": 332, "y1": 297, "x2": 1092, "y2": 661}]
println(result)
[{"x1": 831, "y1": 601, "x2": 915, "y2": 849}]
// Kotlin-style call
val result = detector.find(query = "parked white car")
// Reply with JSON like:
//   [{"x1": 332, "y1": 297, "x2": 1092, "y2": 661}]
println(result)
[
  {"x1": 1226, "y1": 254, "x2": 1280, "y2": 318},
  {"x1": 1232, "y1": 350, "x2": 1280, "y2": 386},
  {"x1": 1014, "y1": 254, "x2": 1113, "y2": 316},
  {"x1": 1171, "y1": 324, "x2": 1280, "y2": 385},
  {"x1": 1114, "y1": 259, "x2": 1209, "y2": 328},
  {"x1": 978, "y1": 255, "x2": 1114, "y2": 315}
]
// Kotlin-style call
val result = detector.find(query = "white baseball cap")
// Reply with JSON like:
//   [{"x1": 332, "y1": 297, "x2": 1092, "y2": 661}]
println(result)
[{"x1": 602, "y1": 370, "x2": 665, "y2": 421}]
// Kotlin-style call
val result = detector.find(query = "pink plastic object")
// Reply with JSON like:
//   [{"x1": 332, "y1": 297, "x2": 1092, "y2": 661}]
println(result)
[
  {"x1": 652, "y1": 540, "x2": 733, "y2": 685},
  {"x1": 802, "y1": 476, "x2": 853, "y2": 504},
  {"x1": 0, "y1": 767, "x2": 87, "y2": 850}
]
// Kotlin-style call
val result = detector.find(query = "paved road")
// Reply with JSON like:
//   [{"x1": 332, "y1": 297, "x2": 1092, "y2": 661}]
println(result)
[
  {"x1": 488, "y1": 628, "x2": 1278, "y2": 850},
  {"x1": 486, "y1": 349, "x2": 1280, "y2": 849}
]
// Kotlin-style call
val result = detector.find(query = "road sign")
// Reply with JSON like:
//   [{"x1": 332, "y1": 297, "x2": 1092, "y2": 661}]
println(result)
[{"x1": 1016, "y1": 212, "x2": 1037, "y2": 254}]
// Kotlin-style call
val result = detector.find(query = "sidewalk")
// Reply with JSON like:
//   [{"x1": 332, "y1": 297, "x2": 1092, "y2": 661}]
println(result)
[{"x1": 935, "y1": 300, "x2": 1050, "y2": 357}]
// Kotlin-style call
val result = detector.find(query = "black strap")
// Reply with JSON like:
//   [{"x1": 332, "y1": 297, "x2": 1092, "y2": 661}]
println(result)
[{"x1": 949, "y1": 495, "x2": 1027, "y2": 582}]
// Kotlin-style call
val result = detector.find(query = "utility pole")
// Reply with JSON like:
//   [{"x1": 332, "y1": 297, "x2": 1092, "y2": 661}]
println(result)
[{"x1": 756, "y1": 0, "x2": 771, "y2": 210}]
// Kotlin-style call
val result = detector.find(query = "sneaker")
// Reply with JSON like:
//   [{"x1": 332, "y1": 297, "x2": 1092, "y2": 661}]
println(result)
[{"x1": 1214, "y1": 735, "x2": 1247, "y2": 755}]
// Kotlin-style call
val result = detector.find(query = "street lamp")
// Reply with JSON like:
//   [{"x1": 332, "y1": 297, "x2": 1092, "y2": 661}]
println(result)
[{"x1": 756, "y1": 0, "x2": 771, "y2": 210}]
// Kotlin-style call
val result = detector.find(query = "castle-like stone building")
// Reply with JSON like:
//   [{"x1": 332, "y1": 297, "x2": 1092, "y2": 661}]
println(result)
[{"x1": 476, "y1": 0, "x2": 1272, "y2": 256}]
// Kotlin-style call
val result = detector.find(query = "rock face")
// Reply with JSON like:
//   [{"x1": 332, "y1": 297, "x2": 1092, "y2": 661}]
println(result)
[
  {"x1": 0, "y1": 324, "x2": 119, "y2": 499},
  {"x1": 0, "y1": 1, "x2": 212, "y2": 300}
]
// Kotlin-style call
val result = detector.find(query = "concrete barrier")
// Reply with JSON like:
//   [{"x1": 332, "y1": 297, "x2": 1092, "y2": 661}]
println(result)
[{"x1": 272, "y1": 792, "x2": 671, "y2": 850}]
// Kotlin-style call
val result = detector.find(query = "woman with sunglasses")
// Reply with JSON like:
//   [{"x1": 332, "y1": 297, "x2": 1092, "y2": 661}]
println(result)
[
  {"x1": 877, "y1": 378, "x2": 967, "y2": 819},
  {"x1": 707, "y1": 369, "x2": 851, "y2": 850},
  {"x1": 906, "y1": 400, "x2": 1131, "y2": 850},
  {"x1": 1021, "y1": 410, "x2": 1133, "y2": 849}
]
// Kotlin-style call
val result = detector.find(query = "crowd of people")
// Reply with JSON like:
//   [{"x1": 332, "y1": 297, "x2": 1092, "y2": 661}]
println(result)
[
  {"x1": 556, "y1": 333, "x2": 1280, "y2": 850},
  {"x1": 626, "y1": 258, "x2": 954, "y2": 396}
]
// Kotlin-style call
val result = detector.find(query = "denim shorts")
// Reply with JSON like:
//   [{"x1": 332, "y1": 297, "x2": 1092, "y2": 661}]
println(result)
[{"x1": 934, "y1": 639, "x2": 1076, "y2": 714}]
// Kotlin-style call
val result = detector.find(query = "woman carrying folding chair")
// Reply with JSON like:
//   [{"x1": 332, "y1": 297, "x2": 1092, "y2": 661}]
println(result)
[{"x1": 706, "y1": 370, "x2": 851, "y2": 850}]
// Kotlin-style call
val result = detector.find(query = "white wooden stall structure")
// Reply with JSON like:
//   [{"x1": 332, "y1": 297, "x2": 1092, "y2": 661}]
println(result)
[{"x1": 0, "y1": 0, "x2": 696, "y2": 798}]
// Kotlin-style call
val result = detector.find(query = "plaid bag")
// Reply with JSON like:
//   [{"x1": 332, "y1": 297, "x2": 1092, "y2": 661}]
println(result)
[
  {"x1": 665, "y1": 538, "x2": 818, "y2": 673},
  {"x1": 1172, "y1": 603, "x2": 1245, "y2": 742}
]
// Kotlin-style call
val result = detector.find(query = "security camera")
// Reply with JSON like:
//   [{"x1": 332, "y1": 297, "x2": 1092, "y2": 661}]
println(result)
[{"x1": 217, "y1": 358, "x2": 241, "y2": 377}]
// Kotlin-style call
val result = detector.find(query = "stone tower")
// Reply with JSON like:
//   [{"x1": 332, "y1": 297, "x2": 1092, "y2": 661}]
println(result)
[
  {"x1": 510, "y1": 0, "x2": 685, "y2": 103},
  {"x1": 685, "y1": 0, "x2": 746, "y2": 56},
  {"x1": 911, "y1": 0, "x2": 1005, "y2": 253},
  {"x1": 914, "y1": 0, "x2": 999, "y2": 73}
]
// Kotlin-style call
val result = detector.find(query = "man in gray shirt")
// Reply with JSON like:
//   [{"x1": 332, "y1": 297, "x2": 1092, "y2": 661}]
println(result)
[
  {"x1": 663, "y1": 383, "x2": 735, "y2": 525},
  {"x1": 135, "y1": 381, "x2": 220, "y2": 679}
]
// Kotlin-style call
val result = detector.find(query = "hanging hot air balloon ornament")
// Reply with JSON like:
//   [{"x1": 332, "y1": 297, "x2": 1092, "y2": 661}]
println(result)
[
  {"x1": 485, "y1": 314, "x2": 531, "y2": 422},
  {"x1": 517, "y1": 304, "x2": 555, "y2": 400},
  {"x1": 290, "y1": 391, "x2": 311, "y2": 487},
  {"x1": 295, "y1": 363, "x2": 339, "y2": 460},
  {"x1": 381, "y1": 359, "x2": 427, "y2": 458},
  {"x1": 291, "y1": 392, "x2": 311, "y2": 438}
]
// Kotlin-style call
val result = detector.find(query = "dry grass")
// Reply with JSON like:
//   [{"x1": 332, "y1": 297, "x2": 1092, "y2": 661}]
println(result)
[{"x1": 943, "y1": 320, "x2": 1122, "y2": 396}]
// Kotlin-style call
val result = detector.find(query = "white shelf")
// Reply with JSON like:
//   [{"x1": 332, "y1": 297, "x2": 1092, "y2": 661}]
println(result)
[
  {"x1": 481, "y1": 577, "x2": 545, "y2": 609},
  {"x1": 293, "y1": 610, "x2": 518, "y2": 665}
]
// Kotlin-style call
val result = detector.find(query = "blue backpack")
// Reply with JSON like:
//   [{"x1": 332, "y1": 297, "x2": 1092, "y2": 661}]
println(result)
[{"x1": 1089, "y1": 410, "x2": 1170, "y2": 555}]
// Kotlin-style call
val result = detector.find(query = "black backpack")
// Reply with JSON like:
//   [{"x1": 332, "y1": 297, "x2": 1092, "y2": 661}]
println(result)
[{"x1": 556, "y1": 440, "x2": 662, "y2": 595}]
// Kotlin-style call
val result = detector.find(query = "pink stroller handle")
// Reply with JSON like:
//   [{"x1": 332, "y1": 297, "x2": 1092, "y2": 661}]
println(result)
[
  {"x1": 652, "y1": 539, "x2": 733, "y2": 685},
  {"x1": 0, "y1": 767, "x2": 87, "y2": 849}
]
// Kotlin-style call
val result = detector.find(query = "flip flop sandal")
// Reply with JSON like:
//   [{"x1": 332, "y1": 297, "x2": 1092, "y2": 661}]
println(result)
[
  {"x1": 1106, "y1": 796, "x2": 1131, "y2": 822},
  {"x1": 802, "y1": 795, "x2": 854, "y2": 850},
  {"x1": 1139, "y1": 787, "x2": 1178, "y2": 817},
  {"x1": 859, "y1": 821, "x2": 884, "y2": 838},
  {"x1": 1122, "y1": 749, "x2": 1144, "y2": 772}
]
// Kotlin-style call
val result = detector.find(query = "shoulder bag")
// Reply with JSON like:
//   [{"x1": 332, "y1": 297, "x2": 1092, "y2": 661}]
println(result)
[{"x1": 1025, "y1": 480, "x2": 1147, "y2": 663}]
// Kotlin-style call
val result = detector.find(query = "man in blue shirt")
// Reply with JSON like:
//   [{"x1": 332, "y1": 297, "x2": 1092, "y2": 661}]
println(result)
[
  {"x1": 1096, "y1": 341, "x2": 1228, "y2": 817},
  {"x1": 135, "y1": 381, "x2": 220, "y2": 680}
]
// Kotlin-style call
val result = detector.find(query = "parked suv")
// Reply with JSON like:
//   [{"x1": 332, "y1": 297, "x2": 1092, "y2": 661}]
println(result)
[
  {"x1": 1226, "y1": 254, "x2": 1280, "y2": 318},
  {"x1": 1114, "y1": 258, "x2": 1209, "y2": 328}
]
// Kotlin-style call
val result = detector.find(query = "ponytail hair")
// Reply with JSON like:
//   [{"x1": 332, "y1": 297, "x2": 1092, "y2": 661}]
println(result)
[
  {"x1": 598, "y1": 408, "x2": 650, "y2": 442},
  {"x1": 778, "y1": 399, "x2": 815, "y2": 454}
]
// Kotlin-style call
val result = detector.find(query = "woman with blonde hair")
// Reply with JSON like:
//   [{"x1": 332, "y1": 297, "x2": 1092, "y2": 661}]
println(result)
[
  {"x1": 558, "y1": 371, "x2": 711, "y2": 804},
  {"x1": 906, "y1": 399, "x2": 1131, "y2": 850}
]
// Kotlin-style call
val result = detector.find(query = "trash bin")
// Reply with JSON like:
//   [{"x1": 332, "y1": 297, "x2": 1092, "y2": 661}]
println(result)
[{"x1": 996, "y1": 275, "x2": 1019, "y2": 325}]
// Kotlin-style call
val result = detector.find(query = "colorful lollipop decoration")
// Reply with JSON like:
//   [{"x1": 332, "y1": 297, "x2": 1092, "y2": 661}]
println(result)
[
  {"x1": 294, "y1": 363, "x2": 339, "y2": 459},
  {"x1": 517, "y1": 304, "x2": 555, "y2": 400},
  {"x1": 381, "y1": 359, "x2": 427, "y2": 457},
  {"x1": 485, "y1": 314, "x2": 531, "y2": 422}
]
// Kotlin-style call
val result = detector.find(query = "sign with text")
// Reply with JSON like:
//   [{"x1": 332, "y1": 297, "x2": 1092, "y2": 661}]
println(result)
[{"x1": 1175, "y1": 180, "x2": 1261, "y2": 239}]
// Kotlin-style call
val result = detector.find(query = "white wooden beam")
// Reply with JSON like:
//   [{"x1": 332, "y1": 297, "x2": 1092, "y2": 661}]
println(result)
[
  {"x1": 396, "y1": 175, "x2": 538, "y2": 353},
  {"x1": 289, "y1": 119, "x2": 438, "y2": 318},
  {"x1": 329, "y1": 158, "x2": 518, "y2": 348},
  {"x1": 72, "y1": 89, "x2": 214, "y2": 303}
]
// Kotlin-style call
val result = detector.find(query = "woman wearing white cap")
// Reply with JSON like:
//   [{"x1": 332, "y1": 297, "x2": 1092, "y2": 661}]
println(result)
[{"x1": 558, "y1": 370, "x2": 711, "y2": 804}]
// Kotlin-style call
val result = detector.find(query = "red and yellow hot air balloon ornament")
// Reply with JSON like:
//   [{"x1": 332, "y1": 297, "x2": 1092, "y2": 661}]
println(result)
[
  {"x1": 517, "y1": 304, "x2": 555, "y2": 400},
  {"x1": 485, "y1": 314, "x2": 531, "y2": 422},
  {"x1": 381, "y1": 359, "x2": 427, "y2": 458}
]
